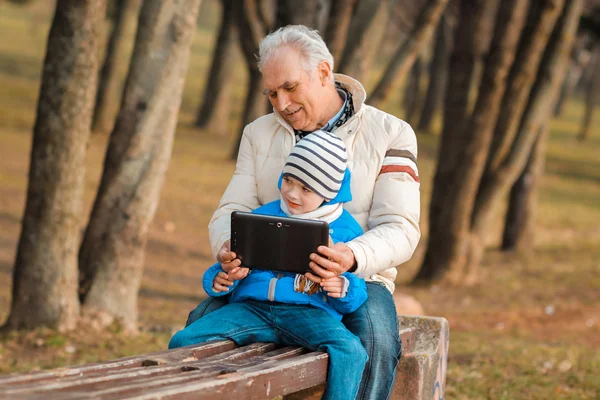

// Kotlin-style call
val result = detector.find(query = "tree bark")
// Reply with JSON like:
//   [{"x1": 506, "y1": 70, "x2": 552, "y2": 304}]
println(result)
[
  {"x1": 92, "y1": 0, "x2": 139, "y2": 134},
  {"x1": 418, "y1": 13, "x2": 452, "y2": 133},
  {"x1": 468, "y1": 0, "x2": 583, "y2": 271},
  {"x1": 5, "y1": 0, "x2": 106, "y2": 331},
  {"x1": 78, "y1": 0, "x2": 202, "y2": 332},
  {"x1": 369, "y1": 0, "x2": 450, "y2": 108},
  {"x1": 578, "y1": 43, "x2": 600, "y2": 141},
  {"x1": 230, "y1": 0, "x2": 269, "y2": 159},
  {"x1": 195, "y1": 0, "x2": 236, "y2": 130},
  {"x1": 324, "y1": 0, "x2": 358, "y2": 62},
  {"x1": 486, "y1": 0, "x2": 565, "y2": 176},
  {"x1": 276, "y1": 0, "x2": 319, "y2": 27},
  {"x1": 502, "y1": 122, "x2": 548, "y2": 251},
  {"x1": 337, "y1": 0, "x2": 384, "y2": 73},
  {"x1": 415, "y1": 0, "x2": 529, "y2": 284},
  {"x1": 403, "y1": 56, "x2": 423, "y2": 125}
]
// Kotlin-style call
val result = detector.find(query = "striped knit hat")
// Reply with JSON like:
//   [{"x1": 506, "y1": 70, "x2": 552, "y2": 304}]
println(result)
[{"x1": 282, "y1": 130, "x2": 347, "y2": 201}]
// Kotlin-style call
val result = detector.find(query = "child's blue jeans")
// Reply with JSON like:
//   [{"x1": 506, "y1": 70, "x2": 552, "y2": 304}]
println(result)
[{"x1": 169, "y1": 300, "x2": 368, "y2": 400}]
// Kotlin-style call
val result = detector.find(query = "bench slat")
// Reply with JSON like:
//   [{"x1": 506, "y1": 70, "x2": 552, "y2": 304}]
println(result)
[
  {"x1": 0, "y1": 343, "x2": 279, "y2": 396},
  {"x1": 0, "y1": 341, "x2": 235, "y2": 387},
  {"x1": 95, "y1": 352, "x2": 329, "y2": 400}
]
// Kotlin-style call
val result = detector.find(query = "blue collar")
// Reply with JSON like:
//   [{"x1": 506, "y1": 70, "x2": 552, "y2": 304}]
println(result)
[{"x1": 322, "y1": 89, "x2": 347, "y2": 132}]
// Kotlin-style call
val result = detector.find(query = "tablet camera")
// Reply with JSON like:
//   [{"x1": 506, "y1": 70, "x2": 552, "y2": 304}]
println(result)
[{"x1": 277, "y1": 222, "x2": 282, "y2": 228}]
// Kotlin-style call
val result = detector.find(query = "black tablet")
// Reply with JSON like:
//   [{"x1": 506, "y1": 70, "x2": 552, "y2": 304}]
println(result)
[{"x1": 231, "y1": 211, "x2": 329, "y2": 274}]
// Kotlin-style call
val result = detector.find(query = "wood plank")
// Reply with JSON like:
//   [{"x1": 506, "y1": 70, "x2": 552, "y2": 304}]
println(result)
[
  {"x1": 0, "y1": 341, "x2": 235, "y2": 387},
  {"x1": 0, "y1": 343, "x2": 277, "y2": 396},
  {"x1": 96, "y1": 352, "x2": 329, "y2": 400}
]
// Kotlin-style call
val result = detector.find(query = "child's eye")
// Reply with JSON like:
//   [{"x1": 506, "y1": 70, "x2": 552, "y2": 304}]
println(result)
[
  {"x1": 302, "y1": 186, "x2": 311, "y2": 193},
  {"x1": 283, "y1": 177, "x2": 290, "y2": 183}
]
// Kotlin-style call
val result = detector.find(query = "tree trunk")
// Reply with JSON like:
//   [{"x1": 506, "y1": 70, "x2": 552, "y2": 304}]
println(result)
[
  {"x1": 78, "y1": 0, "x2": 202, "y2": 332},
  {"x1": 486, "y1": 0, "x2": 565, "y2": 176},
  {"x1": 369, "y1": 0, "x2": 450, "y2": 108},
  {"x1": 578, "y1": 43, "x2": 600, "y2": 141},
  {"x1": 323, "y1": 0, "x2": 358, "y2": 62},
  {"x1": 5, "y1": 0, "x2": 106, "y2": 331},
  {"x1": 468, "y1": 0, "x2": 583, "y2": 272},
  {"x1": 92, "y1": 0, "x2": 139, "y2": 134},
  {"x1": 337, "y1": 0, "x2": 384, "y2": 73},
  {"x1": 341, "y1": 0, "x2": 390, "y2": 85},
  {"x1": 415, "y1": 0, "x2": 529, "y2": 284},
  {"x1": 276, "y1": 0, "x2": 319, "y2": 27},
  {"x1": 502, "y1": 122, "x2": 548, "y2": 251},
  {"x1": 403, "y1": 56, "x2": 423, "y2": 125},
  {"x1": 418, "y1": 13, "x2": 452, "y2": 133},
  {"x1": 230, "y1": 0, "x2": 269, "y2": 159},
  {"x1": 195, "y1": 0, "x2": 235, "y2": 130}
]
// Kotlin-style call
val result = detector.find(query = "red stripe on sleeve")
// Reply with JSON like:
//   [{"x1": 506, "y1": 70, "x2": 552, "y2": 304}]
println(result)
[{"x1": 379, "y1": 165, "x2": 420, "y2": 182}]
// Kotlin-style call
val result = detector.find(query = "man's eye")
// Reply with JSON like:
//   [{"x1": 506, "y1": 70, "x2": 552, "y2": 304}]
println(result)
[
  {"x1": 269, "y1": 92, "x2": 277, "y2": 99},
  {"x1": 285, "y1": 85, "x2": 297, "y2": 92}
]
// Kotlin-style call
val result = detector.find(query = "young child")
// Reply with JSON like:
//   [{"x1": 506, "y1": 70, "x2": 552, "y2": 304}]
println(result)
[{"x1": 169, "y1": 131, "x2": 367, "y2": 400}]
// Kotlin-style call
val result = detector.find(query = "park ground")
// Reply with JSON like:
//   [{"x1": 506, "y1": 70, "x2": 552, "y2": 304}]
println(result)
[{"x1": 0, "y1": 3, "x2": 598, "y2": 399}]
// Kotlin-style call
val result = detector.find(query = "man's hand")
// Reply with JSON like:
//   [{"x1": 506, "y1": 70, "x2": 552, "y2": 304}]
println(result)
[
  {"x1": 217, "y1": 239, "x2": 249, "y2": 281},
  {"x1": 305, "y1": 241, "x2": 355, "y2": 283},
  {"x1": 320, "y1": 276, "x2": 346, "y2": 298}
]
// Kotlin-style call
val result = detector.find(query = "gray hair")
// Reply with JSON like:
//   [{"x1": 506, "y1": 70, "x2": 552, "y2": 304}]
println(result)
[{"x1": 257, "y1": 25, "x2": 335, "y2": 81}]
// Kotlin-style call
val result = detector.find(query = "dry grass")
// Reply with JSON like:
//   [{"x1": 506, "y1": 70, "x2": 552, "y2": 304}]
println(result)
[{"x1": 0, "y1": 2, "x2": 599, "y2": 399}]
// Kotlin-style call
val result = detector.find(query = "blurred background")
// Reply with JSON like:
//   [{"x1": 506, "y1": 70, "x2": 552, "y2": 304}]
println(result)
[{"x1": 0, "y1": 0, "x2": 598, "y2": 398}]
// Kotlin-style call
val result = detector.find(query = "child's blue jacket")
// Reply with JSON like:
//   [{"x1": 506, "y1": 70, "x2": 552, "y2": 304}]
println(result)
[{"x1": 202, "y1": 170, "x2": 367, "y2": 320}]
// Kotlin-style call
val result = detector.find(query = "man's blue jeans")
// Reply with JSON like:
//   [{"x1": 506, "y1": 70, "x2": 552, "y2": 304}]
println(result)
[
  {"x1": 171, "y1": 300, "x2": 368, "y2": 400},
  {"x1": 184, "y1": 282, "x2": 402, "y2": 400}
]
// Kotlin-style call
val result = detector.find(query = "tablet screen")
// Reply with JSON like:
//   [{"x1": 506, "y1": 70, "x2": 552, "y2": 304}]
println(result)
[{"x1": 231, "y1": 211, "x2": 329, "y2": 274}]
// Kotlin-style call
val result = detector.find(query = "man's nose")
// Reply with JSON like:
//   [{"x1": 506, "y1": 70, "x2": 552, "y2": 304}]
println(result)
[{"x1": 275, "y1": 93, "x2": 290, "y2": 111}]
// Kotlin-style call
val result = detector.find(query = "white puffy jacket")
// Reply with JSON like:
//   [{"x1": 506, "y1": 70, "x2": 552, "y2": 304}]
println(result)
[{"x1": 209, "y1": 74, "x2": 421, "y2": 293}]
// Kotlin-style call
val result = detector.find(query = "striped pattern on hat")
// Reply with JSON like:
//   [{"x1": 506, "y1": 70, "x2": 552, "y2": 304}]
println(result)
[{"x1": 282, "y1": 130, "x2": 348, "y2": 201}]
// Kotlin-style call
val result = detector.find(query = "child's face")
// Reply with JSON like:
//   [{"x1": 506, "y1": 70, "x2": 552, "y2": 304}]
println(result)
[{"x1": 281, "y1": 176, "x2": 325, "y2": 215}]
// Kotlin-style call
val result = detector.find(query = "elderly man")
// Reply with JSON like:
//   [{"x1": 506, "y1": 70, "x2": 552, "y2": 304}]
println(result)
[{"x1": 187, "y1": 25, "x2": 420, "y2": 399}]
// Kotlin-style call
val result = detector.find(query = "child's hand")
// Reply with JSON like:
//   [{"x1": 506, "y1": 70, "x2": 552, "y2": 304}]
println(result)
[
  {"x1": 212, "y1": 271, "x2": 235, "y2": 292},
  {"x1": 321, "y1": 276, "x2": 347, "y2": 298}
]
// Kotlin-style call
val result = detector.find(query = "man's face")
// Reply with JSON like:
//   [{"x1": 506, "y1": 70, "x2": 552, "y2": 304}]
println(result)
[{"x1": 262, "y1": 47, "x2": 329, "y2": 132}]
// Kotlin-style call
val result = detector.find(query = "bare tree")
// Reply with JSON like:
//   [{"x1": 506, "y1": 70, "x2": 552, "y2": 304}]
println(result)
[
  {"x1": 468, "y1": 0, "x2": 581, "y2": 274},
  {"x1": 403, "y1": 55, "x2": 424, "y2": 125},
  {"x1": 369, "y1": 0, "x2": 450, "y2": 108},
  {"x1": 337, "y1": 0, "x2": 385, "y2": 73},
  {"x1": 5, "y1": 0, "x2": 106, "y2": 331},
  {"x1": 502, "y1": 122, "x2": 548, "y2": 251},
  {"x1": 195, "y1": 0, "x2": 237, "y2": 131},
  {"x1": 415, "y1": 0, "x2": 530, "y2": 284},
  {"x1": 418, "y1": 13, "x2": 452, "y2": 132},
  {"x1": 323, "y1": 0, "x2": 358, "y2": 62},
  {"x1": 78, "y1": 0, "x2": 202, "y2": 331},
  {"x1": 578, "y1": 43, "x2": 600, "y2": 141},
  {"x1": 93, "y1": 0, "x2": 140, "y2": 134},
  {"x1": 230, "y1": 0, "x2": 272, "y2": 159}
]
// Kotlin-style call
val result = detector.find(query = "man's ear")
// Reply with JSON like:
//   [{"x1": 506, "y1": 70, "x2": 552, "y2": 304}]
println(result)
[{"x1": 318, "y1": 61, "x2": 332, "y2": 85}]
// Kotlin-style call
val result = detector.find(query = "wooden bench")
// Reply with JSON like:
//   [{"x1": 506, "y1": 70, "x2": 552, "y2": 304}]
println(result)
[{"x1": 0, "y1": 315, "x2": 448, "y2": 400}]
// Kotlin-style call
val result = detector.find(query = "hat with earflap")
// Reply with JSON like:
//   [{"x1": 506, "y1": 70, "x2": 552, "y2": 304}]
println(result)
[{"x1": 282, "y1": 130, "x2": 348, "y2": 201}]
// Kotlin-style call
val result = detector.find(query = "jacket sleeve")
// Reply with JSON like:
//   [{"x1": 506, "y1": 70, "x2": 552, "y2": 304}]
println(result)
[
  {"x1": 203, "y1": 262, "x2": 239, "y2": 297},
  {"x1": 208, "y1": 126, "x2": 261, "y2": 258},
  {"x1": 326, "y1": 273, "x2": 368, "y2": 314},
  {"x1": 346, "y1": 118, "x2": 421, "y2": 278}
]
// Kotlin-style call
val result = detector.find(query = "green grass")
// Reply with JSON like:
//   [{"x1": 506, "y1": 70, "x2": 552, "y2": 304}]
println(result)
[{"x1": 0, "y1": 2, "x2": 598, "y2": 398}]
